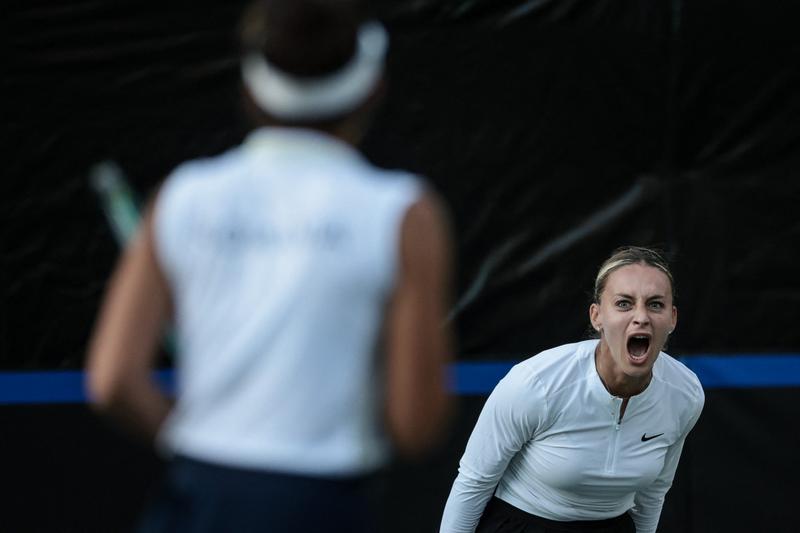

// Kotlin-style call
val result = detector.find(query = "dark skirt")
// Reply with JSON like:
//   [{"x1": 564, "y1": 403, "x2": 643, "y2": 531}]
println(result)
[
  {"x1": 476, "y1": 497, "x2": 636, "y2": 533},
  {"x1": 137, "y1": 455, "x2": 377, "y2": 533}
]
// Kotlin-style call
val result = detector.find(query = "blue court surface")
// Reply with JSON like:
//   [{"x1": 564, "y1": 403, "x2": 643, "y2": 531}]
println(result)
[{"x1": 0, "y1": 355, "x2": 798, "y2": 405}]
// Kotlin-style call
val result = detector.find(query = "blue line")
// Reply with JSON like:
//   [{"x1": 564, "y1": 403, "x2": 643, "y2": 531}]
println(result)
[
  {"x1": 677, "y1": 354, "x2": 800, "y2": 389},
  {"x1": 0, "y1": 370, "x2": 175, "y2": 405},
  {"x1": 451, "y1": 362, "x2": 516, "y2": 395},
  {"x1": 453, "y1": 354, "x2": 800, "y2": 394},
  {"x1": 0, "y1": 355, "x2": 798, "y2": 404},
  {"x1": 0, "y1": 371, "x2": 86, "y2": 405}
]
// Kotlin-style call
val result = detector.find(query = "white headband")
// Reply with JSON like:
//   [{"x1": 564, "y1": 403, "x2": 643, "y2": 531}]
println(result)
[{"x1": 242, "y1": 21, "x2": 388, "y2": 120}]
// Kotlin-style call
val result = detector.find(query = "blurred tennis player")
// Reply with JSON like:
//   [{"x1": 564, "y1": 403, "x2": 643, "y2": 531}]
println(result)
[{"x1": 87, "y1": 1, "x2": 454, "y2": 531}]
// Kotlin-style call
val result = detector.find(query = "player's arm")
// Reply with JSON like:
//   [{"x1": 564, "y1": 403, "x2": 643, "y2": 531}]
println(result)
[
  {"x1": 384, "y1": 190, "x2": 455, "y2": 457},
  {"x1": 86, "y1": 203, "x2": 173, "y2": 442},
  {"x1": 630, "y1": 391, "x2": 704, "y2": 532},
  {"x1": 440, "y1": 365, "x2": 544, "y2": 532}
]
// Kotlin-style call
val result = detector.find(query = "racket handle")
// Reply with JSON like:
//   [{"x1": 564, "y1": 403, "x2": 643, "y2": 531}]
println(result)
[
  {"x1": 90, "y1": 161, "x2": 177, "y2": 356},
  {"x1": 89, "y1": 160, "x2": 141, "y2": 246}
]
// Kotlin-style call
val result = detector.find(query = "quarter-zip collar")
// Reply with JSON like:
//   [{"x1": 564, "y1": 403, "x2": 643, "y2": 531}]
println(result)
[{"x1": 587, "y1": 339, "x2": 659, "y2": 422}]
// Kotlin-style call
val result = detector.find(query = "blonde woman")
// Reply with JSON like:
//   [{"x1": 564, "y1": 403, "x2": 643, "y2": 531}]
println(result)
[{"x1": 441, "y1": 246, "x2": 703, "y2": 533}]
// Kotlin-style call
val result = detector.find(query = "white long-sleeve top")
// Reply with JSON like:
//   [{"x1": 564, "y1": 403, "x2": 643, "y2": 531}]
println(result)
[{"x1": 440, "y1": 339, "x2": 704, "y2": 533}]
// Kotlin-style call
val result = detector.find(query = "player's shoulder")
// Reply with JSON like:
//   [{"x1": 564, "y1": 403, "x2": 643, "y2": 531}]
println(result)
[
  {"x1": 159, "y1": 146, "x2": 248, "y2": 206},
  {"x1": 506, "y1": 340, "x2": 596, "y2": 394},
  {"x1": 654, "y1": 352, "x2": 705, "y2": 409},
  {"x1": 359, "y1": 165, "x2": 424, "y2": 201},
  {"x1": 169, "y1": 146, "x2": 246, "y2": 187},
  {"x1": 518, "y1": 339, "x2": 596, "y2": 372}
]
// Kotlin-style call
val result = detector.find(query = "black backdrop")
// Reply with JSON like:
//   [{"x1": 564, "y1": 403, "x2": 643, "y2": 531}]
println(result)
[{"x1": 3, "y1": 0, "x2": 800, "y2": 531}]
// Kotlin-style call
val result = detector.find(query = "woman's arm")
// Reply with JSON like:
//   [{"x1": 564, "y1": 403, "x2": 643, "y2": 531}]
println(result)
[
  {"x1": 86, "y1": 204, "x2": 173, "y2": 442},
  {"x1": 440, "y1": 366, "x2": 545, "y2": 533},
  {"x1": 383, "y1": 190, "x2": 455, "y2": 457},
  {"x1": 630, "y1": 392, "x2": 705, "y2": 532}
]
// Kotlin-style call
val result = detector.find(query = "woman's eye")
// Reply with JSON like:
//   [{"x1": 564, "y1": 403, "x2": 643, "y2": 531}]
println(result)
[
  {"x1": 649, "y1": 301, "x2": 665, "y2": 309},
  {"x1": 615, "y1": 300, "x2": 631, "y2": 309}
]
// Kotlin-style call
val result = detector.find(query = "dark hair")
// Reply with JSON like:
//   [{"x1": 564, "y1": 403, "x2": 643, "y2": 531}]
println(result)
[
  {"x1": 240, "y1": 0, "x2": 364, "y2": 78},
  {"x1": 593, "y1": 246, "x2": 675, "y2": 304},
  {"x1": 238, "y1": 0, "x2": 376, "y2": 130}
]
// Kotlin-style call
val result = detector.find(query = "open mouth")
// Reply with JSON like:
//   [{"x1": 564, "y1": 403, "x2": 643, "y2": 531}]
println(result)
[{"x1": 626, "y1": 334, "x2": 651, "y2": 363}]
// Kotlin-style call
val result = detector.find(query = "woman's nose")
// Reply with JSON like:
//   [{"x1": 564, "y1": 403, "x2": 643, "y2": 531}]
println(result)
[{"x1": 632, "y1": 303, "x2": 650, "y2": 325}]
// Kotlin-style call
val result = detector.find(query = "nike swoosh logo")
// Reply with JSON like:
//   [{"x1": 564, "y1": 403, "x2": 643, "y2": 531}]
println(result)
[{"x1": 641, "y1": 433, "x2": 664, "y2": 442}]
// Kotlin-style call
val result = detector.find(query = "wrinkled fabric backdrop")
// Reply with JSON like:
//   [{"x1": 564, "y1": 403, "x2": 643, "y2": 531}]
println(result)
[{"x1": 3, "y1": 0, "x2": 799, "y2": 532}]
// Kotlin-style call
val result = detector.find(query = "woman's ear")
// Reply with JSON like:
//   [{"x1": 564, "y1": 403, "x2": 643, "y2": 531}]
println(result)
[
  {"x1": 589, "y1": 303, "x2": 602, "y2": 332},
  {"x1": 670, "y1": 305, "x2": 678, "y2": 334}
]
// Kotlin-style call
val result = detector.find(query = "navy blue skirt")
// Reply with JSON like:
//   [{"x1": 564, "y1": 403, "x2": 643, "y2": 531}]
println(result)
[{"x1": 137, "y1": 455, "x2": 377, "y2": 533}]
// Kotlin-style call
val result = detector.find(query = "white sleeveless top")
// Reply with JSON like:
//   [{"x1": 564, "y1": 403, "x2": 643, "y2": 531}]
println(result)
[{"x1": 153, "y1": 127, "x2": 422, "y2": 476}]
